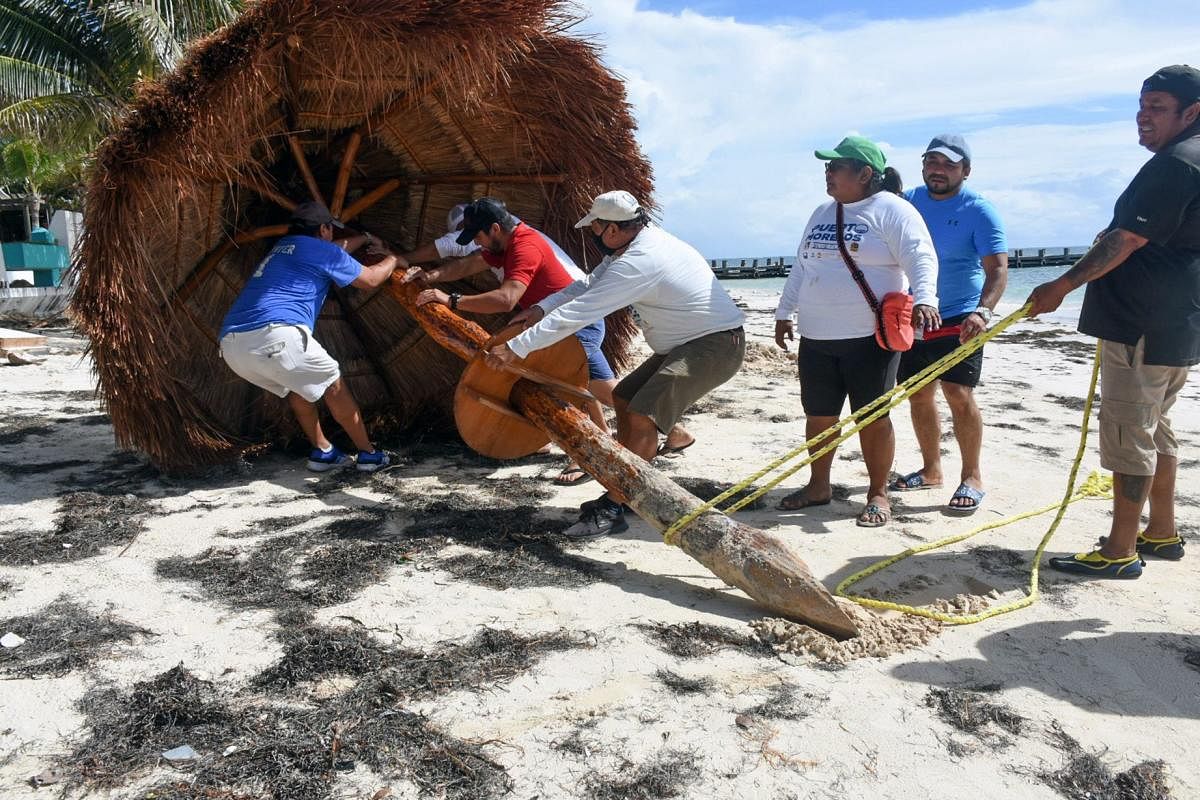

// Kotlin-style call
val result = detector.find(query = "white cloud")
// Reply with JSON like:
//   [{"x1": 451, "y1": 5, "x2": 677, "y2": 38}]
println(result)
[{"x1": 570, "y1": 0, "x2": 1200, "y2": 254}]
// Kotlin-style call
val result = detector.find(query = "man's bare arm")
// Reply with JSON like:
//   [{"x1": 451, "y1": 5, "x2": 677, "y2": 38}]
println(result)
[
  {"x1": 397, "y1": 242, "x2": 441, "y2": 265},
  {"x1": 350, "y1": 255, "x2": 401, "y2": 289},
  {"x1": 1026, "y1": 228, "x2": 1148, "y2": 316},
  {"x1": 978, "y1": 252, "x2": 1009, "y2": 311},
  {"x1": 419, "y1": 252, "x2": 489, "y2": 284}
]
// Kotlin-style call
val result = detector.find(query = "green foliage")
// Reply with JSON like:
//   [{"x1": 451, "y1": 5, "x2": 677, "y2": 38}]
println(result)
[
  {"x1": 0, "y1": 0, "x2": 243, "y2": 150},
  {"x1": 0, "y1": 136, "x2": 83, "y2": 214}
]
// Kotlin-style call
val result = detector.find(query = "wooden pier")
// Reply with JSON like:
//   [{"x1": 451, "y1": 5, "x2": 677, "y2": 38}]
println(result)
[{"x1": 709, "y1": 246, "x2": 1089, "y2": 280}]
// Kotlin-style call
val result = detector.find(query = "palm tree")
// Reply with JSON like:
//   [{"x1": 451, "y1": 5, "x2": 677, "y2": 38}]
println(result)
[
  {"x1": 0, "y1": 0, "x2": 243, "y2": 150},
  {"x1": 1, "y1": 137, "x2": 81, "y2": 225}
]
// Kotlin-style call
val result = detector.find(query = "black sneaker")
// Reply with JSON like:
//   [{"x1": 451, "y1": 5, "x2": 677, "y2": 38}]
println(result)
[
  {"x1": 564, "y1": 502, "x2": 628, "y2": 540},
  {"x1": 579, "y1": 493, "x2": 631, "y2": 516}
]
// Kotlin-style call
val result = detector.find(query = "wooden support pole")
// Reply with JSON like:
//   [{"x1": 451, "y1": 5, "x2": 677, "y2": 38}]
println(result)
[
  {"x1": 383, "y1": 278, "x2": 859, "y2": 639},
  {"x1": 237, "y1": 175, "x2": 297, "y2": 212},
  {"x1": 168, "y1": 225, "x2": 289, "y2": 311},
  {"x1": 341, "y1": 179, "x2": 401, "y2": 223},
  {"x1": 330, "y1": 130, "x2": 362, "y2": 217},
  {"x1": 287, "y1": 134, "x2": 326, "y2": 206}
]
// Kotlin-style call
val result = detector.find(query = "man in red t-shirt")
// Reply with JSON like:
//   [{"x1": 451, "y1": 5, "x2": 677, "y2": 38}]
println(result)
[{"x1": 402, "y1": 197, "x2": 618, "y2": 485}]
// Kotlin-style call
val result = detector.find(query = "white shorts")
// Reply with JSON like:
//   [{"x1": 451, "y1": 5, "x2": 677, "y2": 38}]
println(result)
[{"x1": 219, "y1": 324, "x2": 340, "y2": 403}]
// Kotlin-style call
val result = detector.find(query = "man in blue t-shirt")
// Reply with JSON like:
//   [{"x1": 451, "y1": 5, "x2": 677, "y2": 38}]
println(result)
[
  {"x1": 219, "y1": 201, "x2": 402, "y2": 472},
  {"x1": 891, "y1": 134, "x2": 1009, "y2": 515}
]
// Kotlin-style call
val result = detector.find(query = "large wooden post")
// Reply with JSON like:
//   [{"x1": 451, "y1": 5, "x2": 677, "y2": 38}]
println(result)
[{"x1": 385, "y1": 279, "x2": 859, "y2": 639}]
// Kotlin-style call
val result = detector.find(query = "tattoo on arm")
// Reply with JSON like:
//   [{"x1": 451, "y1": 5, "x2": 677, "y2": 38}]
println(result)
[
  {"x1": 1061, "y1": 230, "x2": 1144, "y2": 289},
  {"x1": 1117, "y1": 473, "x2": 1152, "y2": 503}
]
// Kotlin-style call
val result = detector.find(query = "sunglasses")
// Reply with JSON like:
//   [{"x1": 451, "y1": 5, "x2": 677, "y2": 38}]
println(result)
[{"x1": 825, "y1": 158, "x2": 862, "y2": 172}]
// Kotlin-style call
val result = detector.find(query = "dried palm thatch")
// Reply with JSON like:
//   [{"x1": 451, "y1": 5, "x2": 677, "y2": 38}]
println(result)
[{"x1": 73, "y1": 0, "x2": 652, "y2": 469}]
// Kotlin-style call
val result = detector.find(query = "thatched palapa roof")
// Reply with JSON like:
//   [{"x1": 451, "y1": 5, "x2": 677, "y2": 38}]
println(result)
[{"x1": 72, "y1": 0, "x2": 653, "y2": 469}]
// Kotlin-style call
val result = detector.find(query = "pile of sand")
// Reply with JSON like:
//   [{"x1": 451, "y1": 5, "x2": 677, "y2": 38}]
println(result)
[{"x1": 751, "y1": 595, "x2": 994, "y2": 665}]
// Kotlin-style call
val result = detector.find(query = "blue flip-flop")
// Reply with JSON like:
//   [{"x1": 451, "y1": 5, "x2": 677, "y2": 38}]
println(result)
[
  {"x1": 889, "y1": 471, "x2": 942, "y2": 492},
  {"x1": 946, "y1": 483, "x2": 985, "y2": 515}
]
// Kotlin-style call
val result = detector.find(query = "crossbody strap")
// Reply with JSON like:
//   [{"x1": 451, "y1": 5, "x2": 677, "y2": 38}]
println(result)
[{"x1": 835, "y1": 202, "x2": 880, "y2": 313}]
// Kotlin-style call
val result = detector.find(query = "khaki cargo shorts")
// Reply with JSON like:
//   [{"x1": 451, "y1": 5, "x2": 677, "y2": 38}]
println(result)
[
  {"x1": 615, "y1": 327, "x2": 745, "y2": 434},
  {"x1": 1098, "y1": 338, "x2": 1190, "y2": 476},
  {"x1": 219, "y1": 324, "x2": 340, "y2": 403}
]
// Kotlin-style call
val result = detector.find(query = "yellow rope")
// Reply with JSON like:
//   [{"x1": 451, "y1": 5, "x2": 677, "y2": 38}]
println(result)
[
  {"x1": 835, "y1": 342, "x2": 1108, "y2": 623},
  {"x1": 664, "y1": 303, "x2": 1033, "y2": 545}
]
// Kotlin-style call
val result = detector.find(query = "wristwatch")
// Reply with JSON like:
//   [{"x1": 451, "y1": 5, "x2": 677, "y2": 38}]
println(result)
[
  {"x1": 449, "y1": 292, "x2": 461, "y2": 310},
  {"x1": 973, "y1": 306, "x2": 994, "y2": 324}
]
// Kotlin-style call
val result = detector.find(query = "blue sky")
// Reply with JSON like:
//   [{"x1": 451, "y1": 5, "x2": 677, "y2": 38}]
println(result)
[{"x1": 573, "y1": 0, "x2": 1199, "y2": 257}]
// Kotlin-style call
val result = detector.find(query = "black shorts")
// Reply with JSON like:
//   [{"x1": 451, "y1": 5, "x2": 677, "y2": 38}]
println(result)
[
  {"x1": 897, "y1": 313, "x2": 983, "y2": 388},
  {"x1": 798, "y1": 335, "x2": 900, "y2": 417}
]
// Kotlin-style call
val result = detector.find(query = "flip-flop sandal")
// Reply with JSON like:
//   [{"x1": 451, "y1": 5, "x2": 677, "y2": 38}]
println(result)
[
  {"x1": 946, "y1": 483, "x2": 985, "y2": 515},
  {"x1": 776, "y1": 490, "x2": 832, "y2": 511},
  {"x1": 889, "y1": 470, "x2": 942, "y2": 492},
  {"x1": 856, "y1": 503, "x2": 891, "y2": 528},
  {"x1": 554, "y1": 466, "x2": 594, "y2": 486},
  {"x1": 656, "y1": 440, "x2": 696, "y2": 458}
]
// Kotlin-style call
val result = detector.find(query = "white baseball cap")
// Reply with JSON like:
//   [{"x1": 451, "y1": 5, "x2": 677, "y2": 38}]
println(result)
[
  {"x1": 446, "y1": 203, "x2": 468, "y2": 232},
  {"x1": 574, "y1": 190, "x2": 642, "y2": 228}
]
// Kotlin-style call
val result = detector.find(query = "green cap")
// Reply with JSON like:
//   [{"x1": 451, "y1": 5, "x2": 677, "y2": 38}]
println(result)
[{"x1": 814, "y1": 135, "x2": 887, "y2": 174}]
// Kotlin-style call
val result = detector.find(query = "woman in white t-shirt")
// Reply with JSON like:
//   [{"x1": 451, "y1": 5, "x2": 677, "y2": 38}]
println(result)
[{"x1": 773, "y1": 136, "x2": 939, "y2": 527}]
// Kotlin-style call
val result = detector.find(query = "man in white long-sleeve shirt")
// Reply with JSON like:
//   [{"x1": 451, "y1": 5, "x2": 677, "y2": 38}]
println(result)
[{"x1": 487, "y1": 191, "x2": 746, "y2": 538}]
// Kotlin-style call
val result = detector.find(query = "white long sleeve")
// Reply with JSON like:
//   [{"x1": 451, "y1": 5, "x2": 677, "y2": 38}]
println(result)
[
  {"x1": 774, "y1": 194, "x2": 938, "y2": 340},
  {"x1": 509, "y1": 225, "x2": 744, "y2": 358}
]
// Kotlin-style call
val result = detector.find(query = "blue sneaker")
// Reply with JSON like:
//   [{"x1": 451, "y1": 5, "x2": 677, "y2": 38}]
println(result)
[
  {"x1": 1048, "y1": 549, "x2": 1144, "y2": 579},
  {"x1": 356, "y1": 449, "x2": 390, "y2": 473},
  {"x1": 307, "y1": 446, "x2": 350, "y2": 472}
]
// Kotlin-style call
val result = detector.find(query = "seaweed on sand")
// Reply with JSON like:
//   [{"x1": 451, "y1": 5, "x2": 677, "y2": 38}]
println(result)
[
  {"x1": 69, "y1": 666, "x2": 234, "y2": 788},
  {"x1": 671, "y1": 477, "x2": 769, "y2": 511},
  {"x1": 552, "y1": 717, "x2": 602, "y2": 757},
  {"x1": 156, "y1": 515, "x2": 407, "y2": 620},
  {"x1": 67, "y1": 665, "x2": 513, "y2": 800},
  {"x1": 583, "y1": 750, "x2": 702, "y2": 799},
  {"x1": 255, "y1": 624, "x2": 593, "y2": 697},
  {"x1": 0, "y1": 491, "x2": 151, "y2": 565},
  {"x1": 1039, "y1": 723, "x2": 1174, "y2": 800},
  {"x1": 402, "y1": 494, "x2": 607, "y2": 588},
  {"x1": 737, "y1": 685, "x2": 820, "y2": 721},
  {"x1": 971, "y1": 545, "x2": 1027, "y2": 579},
  {"x1": 655, "y1": 668, "x2": 714, "y2": 695},
  {"x1": 636, "y1": 620, "x2": 772, "y2": 659},
  {"x1": 0, "y1": 597, "x2": 152, "y2": 677},
  {"x1": 925, "y1": 686, "x2": 1024, "y2": 741}
]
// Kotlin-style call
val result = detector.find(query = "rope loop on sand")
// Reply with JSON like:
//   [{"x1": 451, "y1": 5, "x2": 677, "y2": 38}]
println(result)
[
  {"x1": 664, "y1": 303, "x2": 1033, "y2": 545},
  {"x1": 663, "y1": 310, "x2": 1109, "y2": 626},
  {"x1": 835, "y1": 343, "x2": 1107, "y2": 624}
]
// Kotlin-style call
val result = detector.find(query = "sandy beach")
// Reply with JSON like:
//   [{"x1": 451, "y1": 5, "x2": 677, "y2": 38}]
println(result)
[{"x1": 1, "y1": 287, "x2": 1197, "y2": 799}]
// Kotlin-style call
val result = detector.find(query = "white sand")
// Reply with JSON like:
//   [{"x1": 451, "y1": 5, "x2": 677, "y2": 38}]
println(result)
[{"x1": 1, "y1": 298, "x2": 1197, "y2": 799}]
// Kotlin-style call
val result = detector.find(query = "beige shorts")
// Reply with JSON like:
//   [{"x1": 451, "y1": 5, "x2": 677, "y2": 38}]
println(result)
[
  {"x1": 615, "y1": 327, "x2": 745, "y2": 434},
  {"x1": 220, "y1": 324, "x2": 340, "y2": 403},
  {"x1": 1098, "y1": 338, "x2": 1190, "y2": 476}
]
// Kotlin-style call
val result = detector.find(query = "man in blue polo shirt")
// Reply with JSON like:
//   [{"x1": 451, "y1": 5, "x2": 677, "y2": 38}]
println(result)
[
  {"x1": 219, "y1": 201, "x2": 402, "y2": 472},
  {"x1": 891, "y1": 134, "x2": 1008, "y2": 515}
]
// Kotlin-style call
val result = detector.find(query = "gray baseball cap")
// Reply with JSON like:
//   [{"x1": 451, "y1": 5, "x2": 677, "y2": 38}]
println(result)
[{"x1": 924, "y1": 134, "x2": 972, "y2": 163}]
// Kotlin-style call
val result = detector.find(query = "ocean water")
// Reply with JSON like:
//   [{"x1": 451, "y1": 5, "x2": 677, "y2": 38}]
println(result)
[{"x1": 721, "y1": 265, "x2": 1083, "y2": 327}]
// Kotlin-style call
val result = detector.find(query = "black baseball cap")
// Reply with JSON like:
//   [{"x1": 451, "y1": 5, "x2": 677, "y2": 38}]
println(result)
[
  {"x1": 456, "y1": 197, "x2": 510, "y2": 246},
  {"x1": 290, "y1": 201, "x2": 345, "y2": 229},
  {"x1": 1142, "y1": 64, "x2": 1200, "y2": 107}
]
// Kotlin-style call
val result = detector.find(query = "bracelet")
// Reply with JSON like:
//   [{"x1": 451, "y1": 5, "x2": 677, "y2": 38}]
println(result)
[{"x1": 449, "y1": 292, "x2": 461, "y2": 310}]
